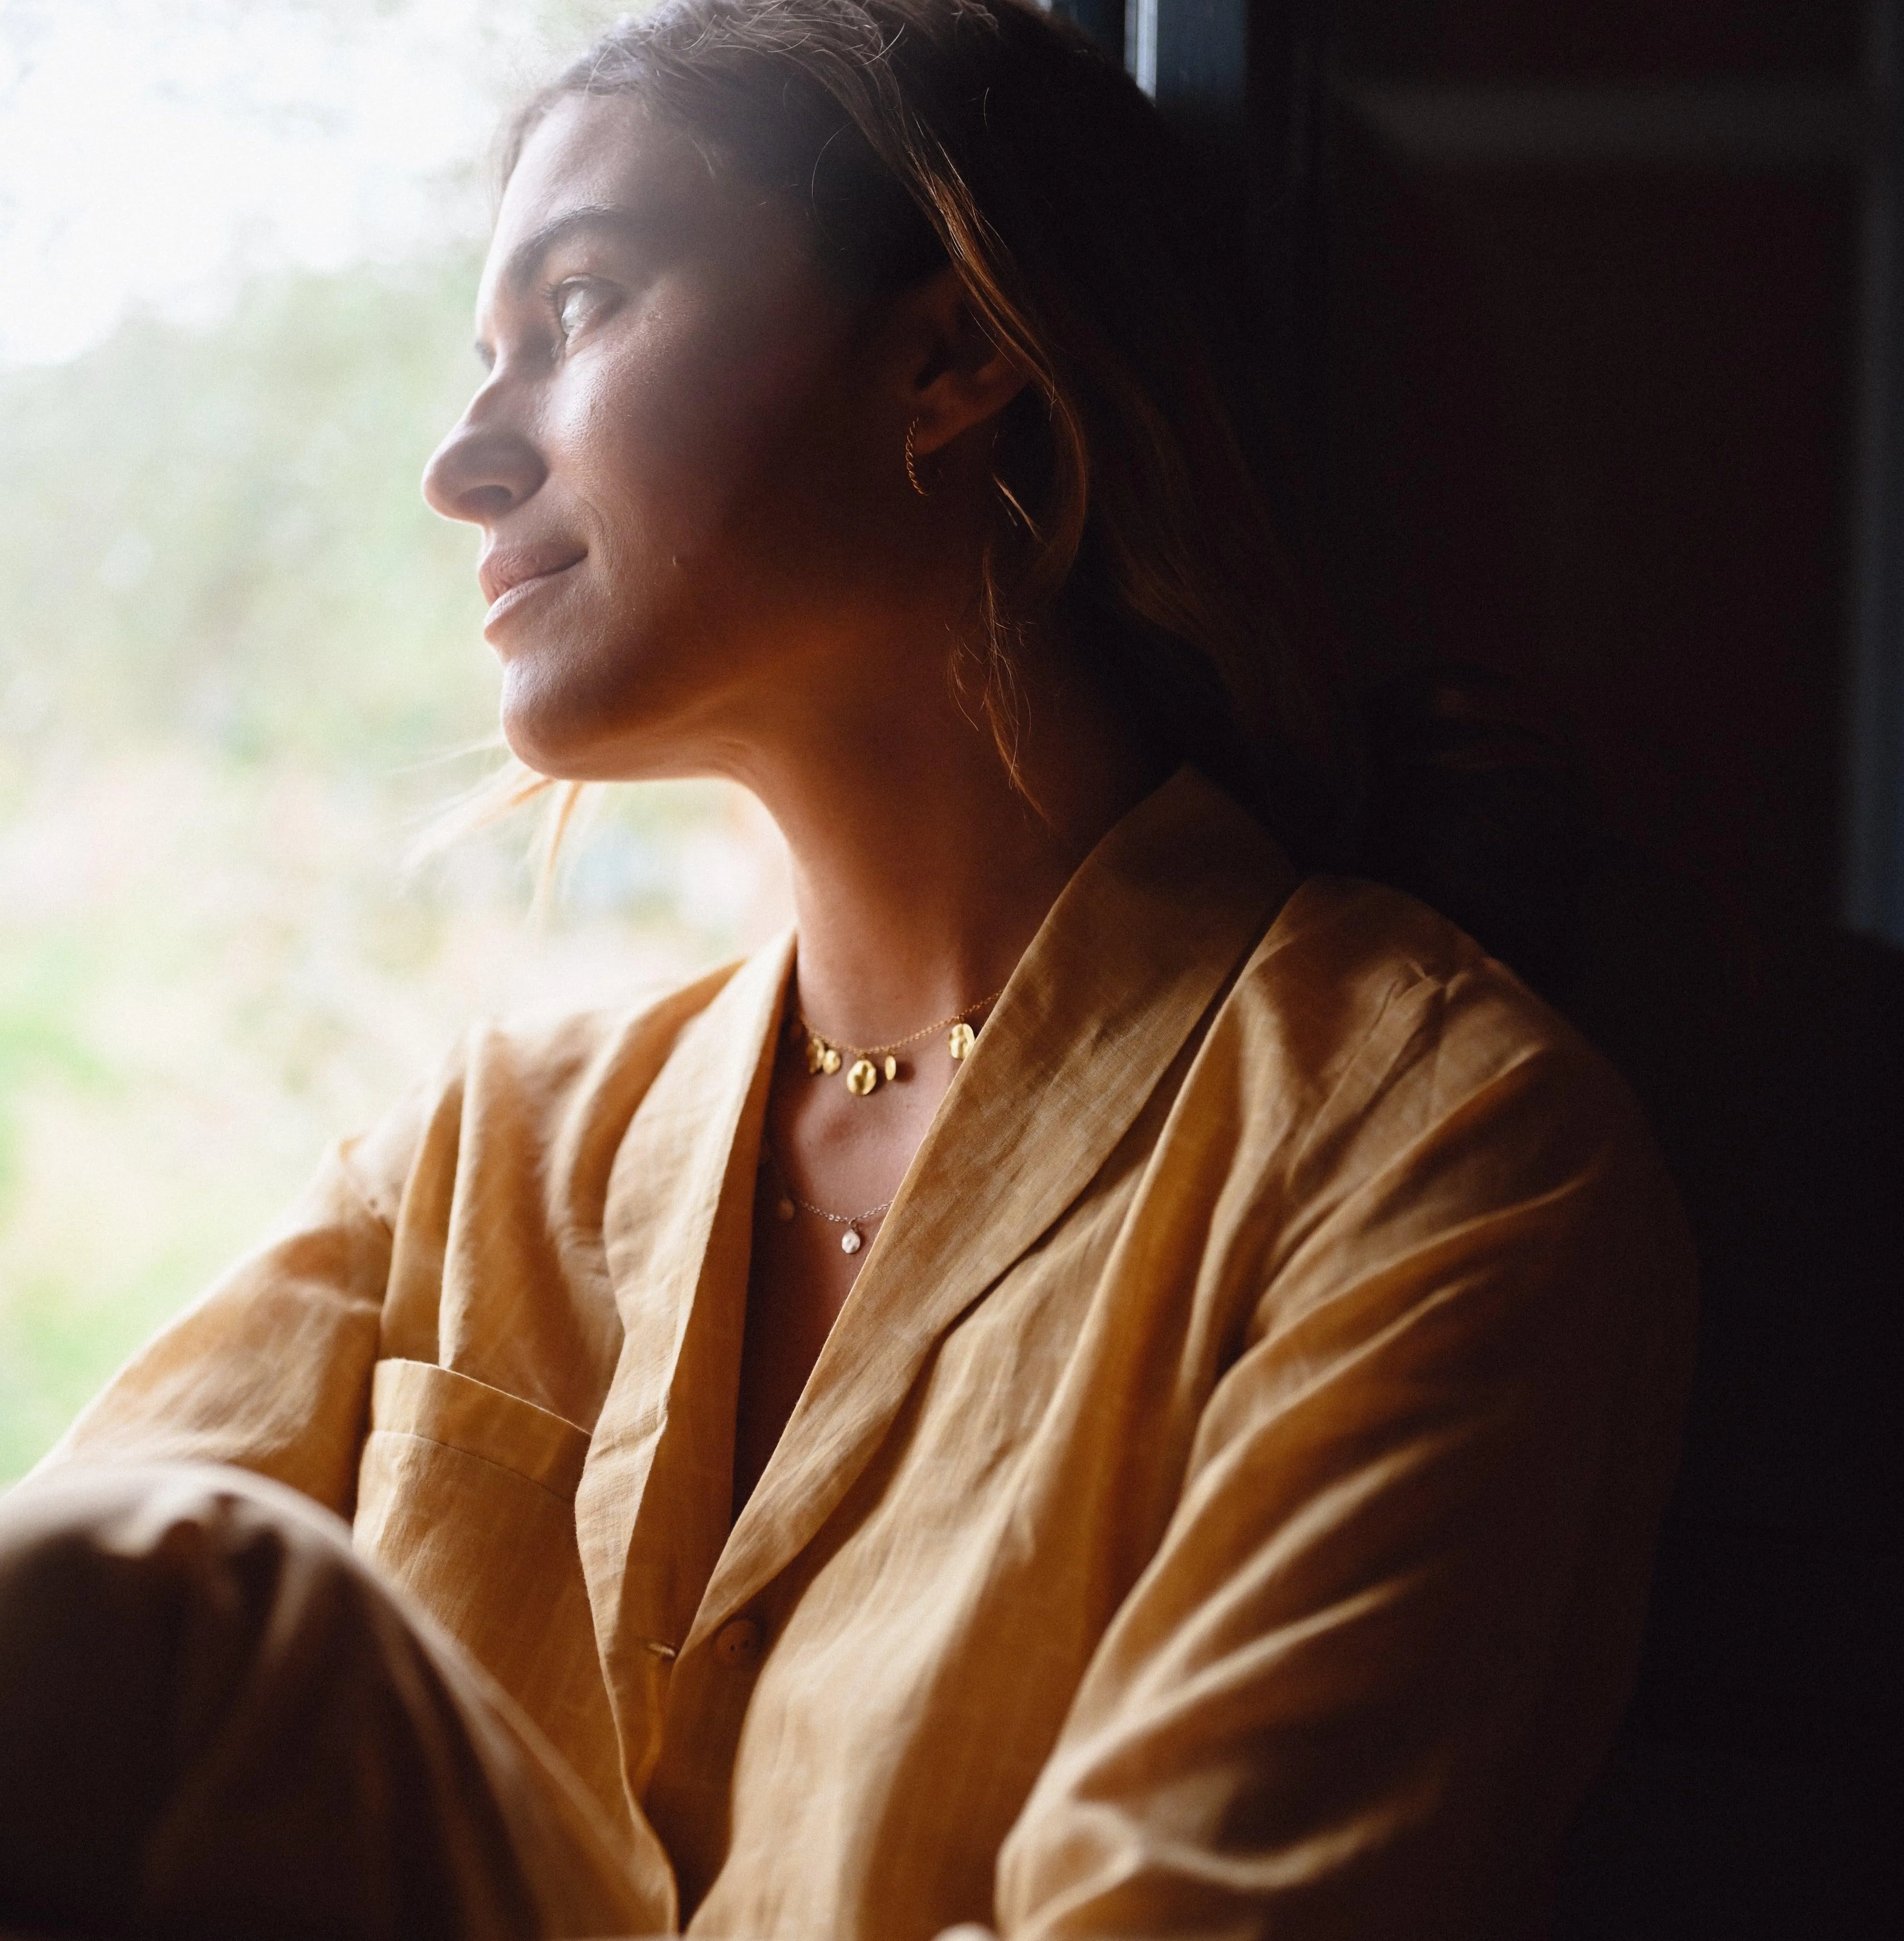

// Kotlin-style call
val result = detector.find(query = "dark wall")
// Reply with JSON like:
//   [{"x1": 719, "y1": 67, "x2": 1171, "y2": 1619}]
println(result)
[
  {"x1": 1066, "y1": 1, "x2": 1904, "y2": 1932},
  {"x1": 1305, "y1": 6, "x2": 1902, "y2": 1934}
]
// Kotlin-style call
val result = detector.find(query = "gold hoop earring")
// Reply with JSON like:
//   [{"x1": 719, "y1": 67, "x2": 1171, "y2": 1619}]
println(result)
[{"x1": 903, "y1": 419, "x2": 929, "y2": 499}]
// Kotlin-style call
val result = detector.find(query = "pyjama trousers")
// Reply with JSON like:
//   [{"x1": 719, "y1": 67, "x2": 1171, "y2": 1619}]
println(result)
[{"x1": 0, "y1": 1462, "x2": 653, "y2": 1941}]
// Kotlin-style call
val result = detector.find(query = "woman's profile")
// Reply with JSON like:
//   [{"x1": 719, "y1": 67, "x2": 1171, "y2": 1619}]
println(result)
[{"x1": 0, "y1": 3, "x2": 1695, "y2": 1938}]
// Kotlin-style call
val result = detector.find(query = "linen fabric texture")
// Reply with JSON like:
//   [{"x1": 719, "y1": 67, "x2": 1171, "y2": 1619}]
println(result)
[
  {"x1": 41, "y1": 767, "x2": 1698, "y2": 1941},
  {"x1": 0, "y1": 1460, "x2": 653, "y2": 1941}
]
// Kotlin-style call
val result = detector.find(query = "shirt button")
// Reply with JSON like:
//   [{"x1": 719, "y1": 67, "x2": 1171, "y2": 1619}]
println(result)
[{"x1": 712, "y1": 1616, "x2": 765, "y2": 1667}]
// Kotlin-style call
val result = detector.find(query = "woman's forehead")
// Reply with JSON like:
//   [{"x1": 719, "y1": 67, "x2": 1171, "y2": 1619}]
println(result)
[
  {"x1": 497, "y1": 96, "x2": 710, "y2": 247},
  {"x1": 476, "y1": 95, "x2": 756, "y2": 327}
]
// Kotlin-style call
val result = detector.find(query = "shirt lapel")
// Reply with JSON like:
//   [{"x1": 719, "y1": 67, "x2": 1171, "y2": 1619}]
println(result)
[
  {"x1": 682, "y1": 768, "x2": 1298, "y2": 1655},
  {"x1": 575, "y1": 932, "x2": 792, "y2": 1800}
]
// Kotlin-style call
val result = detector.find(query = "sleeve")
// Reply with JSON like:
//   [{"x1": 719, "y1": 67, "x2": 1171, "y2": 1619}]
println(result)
[
  {"x1": 988, "y1": 1027, "x2": 1698, "y2": 1941},
  {"x1": 31, "y1": 1083, "x2": 435, "y2": 1517}
]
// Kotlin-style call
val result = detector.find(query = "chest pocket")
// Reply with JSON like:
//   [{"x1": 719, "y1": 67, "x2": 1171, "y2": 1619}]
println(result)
[{"x1": 354, "y1": 1359, "x2": 626, "y2": 1830}]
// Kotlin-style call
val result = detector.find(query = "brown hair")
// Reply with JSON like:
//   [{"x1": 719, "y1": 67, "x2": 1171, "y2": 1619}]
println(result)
[{"x1": 504, "y1": 0, "x2": 1357, "y2": 866}]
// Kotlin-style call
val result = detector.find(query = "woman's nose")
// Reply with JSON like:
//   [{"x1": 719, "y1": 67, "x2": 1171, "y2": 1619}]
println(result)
[{"x1": 421, "y1": 398, "x2": 548, "y2": 526}]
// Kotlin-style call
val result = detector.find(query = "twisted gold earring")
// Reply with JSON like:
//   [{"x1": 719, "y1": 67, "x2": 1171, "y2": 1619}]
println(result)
[{"x1": 903, "y1": 419, "x2": 929, "y2": 498}]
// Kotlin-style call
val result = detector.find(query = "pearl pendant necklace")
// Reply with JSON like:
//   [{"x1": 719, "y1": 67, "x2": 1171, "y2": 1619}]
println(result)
[{"x1": 763, "y1": 1144, "x2": 893, "y2": 1254}]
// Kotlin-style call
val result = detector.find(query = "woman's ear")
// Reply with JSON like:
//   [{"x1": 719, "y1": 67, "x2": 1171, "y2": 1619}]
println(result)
[{"x1": 897, "y1": 265, "x2": 1031, "y2": 457}]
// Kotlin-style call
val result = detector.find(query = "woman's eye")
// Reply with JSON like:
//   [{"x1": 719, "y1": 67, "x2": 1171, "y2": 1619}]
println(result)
[{"x1": 551, "y1": 280, "x2": 604, "y2": 341}]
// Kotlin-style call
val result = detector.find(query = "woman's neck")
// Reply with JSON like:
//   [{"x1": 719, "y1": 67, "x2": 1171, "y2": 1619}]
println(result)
[{"x1": 737, "y1": 643, "x2": 1162, "y2": 1041}]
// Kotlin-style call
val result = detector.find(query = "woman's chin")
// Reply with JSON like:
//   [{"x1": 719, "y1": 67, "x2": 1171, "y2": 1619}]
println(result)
[
  {"x1": 498, "y1": 692, "x2": 674, "y2": 785},
  {"x1": 497, "y1": 638, "x2": 737, "y2": 782},
  {"x1": 500, "y1": 716, "x2": 598, "y2": 782},
  {"x1": 497, "y1": 655, "x2": 625, "y2": 778},
  {"x1": 497, "y1": 687, "x2": 595, "y2": 780}
]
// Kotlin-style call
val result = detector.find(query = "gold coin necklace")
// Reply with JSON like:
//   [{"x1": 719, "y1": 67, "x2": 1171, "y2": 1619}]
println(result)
[
  {"x1": 795, "y1": 986, "x2": 1005, "y2": 1098},
  {"x1": 761, "y1": 1142, "x2": 893, "y2": 1256}
]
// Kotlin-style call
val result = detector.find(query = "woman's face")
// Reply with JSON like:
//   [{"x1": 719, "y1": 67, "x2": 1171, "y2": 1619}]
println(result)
[{"x1": 423, "y1": 92, "x2": 927, "y2": 780}]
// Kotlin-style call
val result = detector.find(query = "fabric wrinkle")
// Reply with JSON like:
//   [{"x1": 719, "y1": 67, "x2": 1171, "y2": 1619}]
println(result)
[{"x1": 28, "y1": 766, "x2": 1696, "y2": 1941}]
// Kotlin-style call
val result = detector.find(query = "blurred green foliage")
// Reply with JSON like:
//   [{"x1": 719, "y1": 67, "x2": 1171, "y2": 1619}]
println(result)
[
  {"x1": 0, "y1": 244, "x2": 493, "y2": 764},
  {"x1": 0, "y1": 233, "x2": 781, "y2": 1479}
]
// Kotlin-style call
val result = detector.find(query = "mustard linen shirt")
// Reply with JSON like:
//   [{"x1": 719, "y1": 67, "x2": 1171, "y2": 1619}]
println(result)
[{"x1": 47, "y1": 768, "x2": 1696, "y2": 1941}]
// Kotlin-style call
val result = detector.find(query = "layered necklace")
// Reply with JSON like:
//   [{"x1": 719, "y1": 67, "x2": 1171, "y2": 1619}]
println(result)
[
  {"x1": 765, "y1": 983, "x2": 1004, "y2": 1253},
  {"x1": 761, "y1": 1143, "x2": 892, "y2": 1256},
  {"x1": 793, "y1": 987, "x2": 1004, "y2": 1098}
]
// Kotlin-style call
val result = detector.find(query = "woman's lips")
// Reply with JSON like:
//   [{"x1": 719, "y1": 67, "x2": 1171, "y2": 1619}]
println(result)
[{"x1": 479, "y1": 550, "x2": 585, "y2": 633}]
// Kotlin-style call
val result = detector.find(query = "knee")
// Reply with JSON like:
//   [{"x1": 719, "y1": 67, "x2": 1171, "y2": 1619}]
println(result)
[
  {"x1": 2, "y1": 1457, "x2": 349, "y2": 1556},
  {"x1": 0, "y1": 1463, "x2": 360, "y2": 1932},
  {"x1": 0, "y1": 1459, "x2": 362, "y2": 1722},
  {"x1": 0, "y1": 1460, "x2": 355, "y2": 1651}
]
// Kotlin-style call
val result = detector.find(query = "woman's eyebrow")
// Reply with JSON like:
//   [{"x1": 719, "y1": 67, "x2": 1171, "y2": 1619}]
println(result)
[{"x1": 500, "y1": 204, "x2": 657, "y2": 295}]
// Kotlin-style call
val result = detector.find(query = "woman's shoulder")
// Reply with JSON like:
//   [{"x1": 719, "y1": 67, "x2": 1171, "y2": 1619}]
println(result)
[
  {"x1": 457, "y1": 955, "x2": 748, "y2": 1094},
  {"x1": 337, "y1": 951, "x2": 760, "y2": 1222},
  {"x1": 1250, "y1": 869, "x2": 1595, "y2": 1054},
  {"x1": 1209, "y1": 871, "x2": 1696, "y2": 1366},
  {"x1": 1220, "y1": 872, "x2": 1649, "y2": 1173}
]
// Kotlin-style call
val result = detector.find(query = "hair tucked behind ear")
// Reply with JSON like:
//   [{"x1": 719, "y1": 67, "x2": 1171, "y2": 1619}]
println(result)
[{"x1": 502, "y1": 0, "x2": 1357, "y2": 866}]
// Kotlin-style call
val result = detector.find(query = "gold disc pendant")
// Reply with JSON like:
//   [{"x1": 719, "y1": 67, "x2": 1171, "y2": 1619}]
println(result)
[
  {"x1": 802, "y1": 1001, "x2": 970, "y2": 1094},
  {"x1": 841, "y1": 1054, "x2": 900, "y2": 1097}
]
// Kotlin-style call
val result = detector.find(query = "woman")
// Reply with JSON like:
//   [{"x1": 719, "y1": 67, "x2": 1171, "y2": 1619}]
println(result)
[{"x1": 0, "y1": 2, "x2": 1695, "y2": 1938}]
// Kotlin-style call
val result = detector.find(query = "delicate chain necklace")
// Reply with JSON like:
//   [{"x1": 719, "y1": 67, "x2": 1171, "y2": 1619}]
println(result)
[
  {"x1": 760, "y1": 1141, "x2": 893, "y2": 1255},
  {"x1": 794, "y1": 986, "x2": 1005, "y2": 1098}
]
